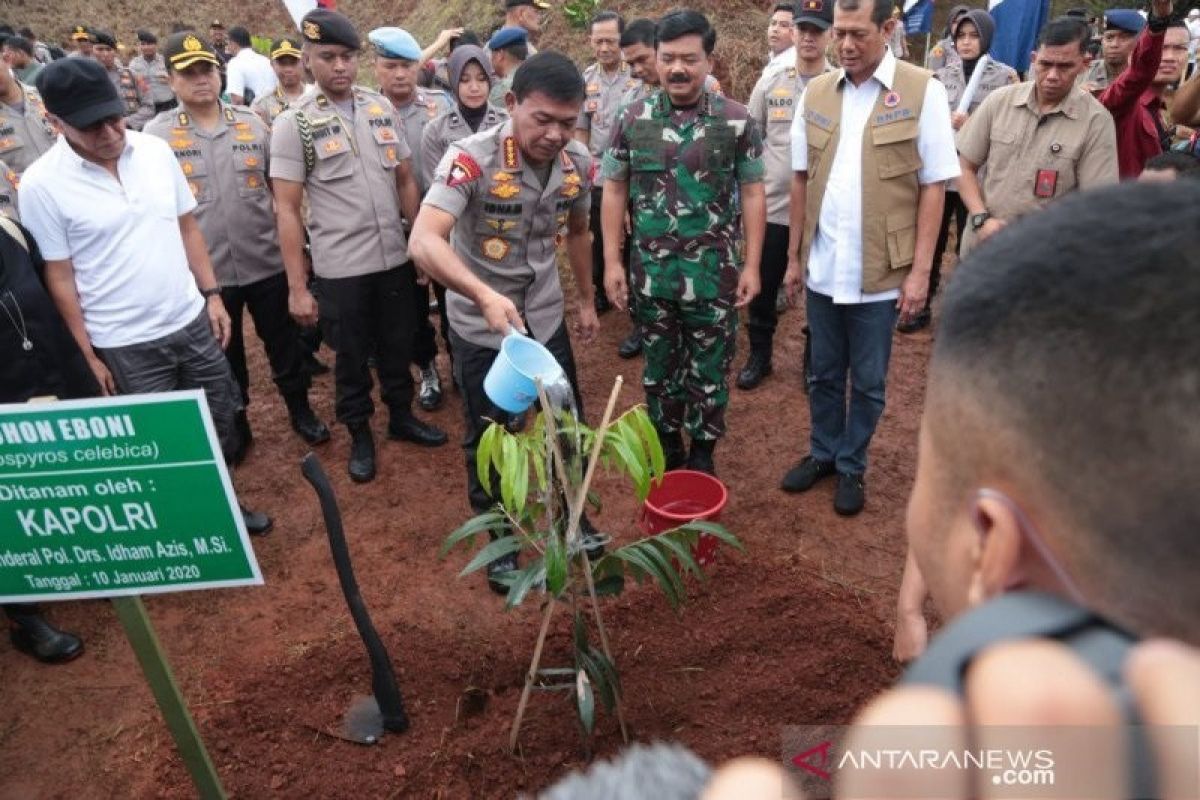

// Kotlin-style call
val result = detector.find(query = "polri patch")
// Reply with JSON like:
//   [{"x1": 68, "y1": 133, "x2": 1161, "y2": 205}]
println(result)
[{"x1": 447, "y1": 152, "x2": 482, "y2": 188}]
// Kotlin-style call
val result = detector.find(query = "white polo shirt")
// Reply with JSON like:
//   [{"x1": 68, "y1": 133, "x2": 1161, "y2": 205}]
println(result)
[
  {"x1": 791, "y1": 50, "x2": 960, "y2": 305},
  {"x1": 226, "y1": 48, "x2": 278, "y2": 101},
  {"x1": 18, "y1": 131, "x2": 203, "y2": 348}
]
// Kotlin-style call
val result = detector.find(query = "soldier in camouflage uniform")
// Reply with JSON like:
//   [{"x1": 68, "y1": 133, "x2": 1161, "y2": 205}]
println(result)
[
  {"x1": 251, "y1": 38, "x2": 309, "y2": 128},
  {"x1": 602, "y1": 10, "x2": 766, "y2": 476}
]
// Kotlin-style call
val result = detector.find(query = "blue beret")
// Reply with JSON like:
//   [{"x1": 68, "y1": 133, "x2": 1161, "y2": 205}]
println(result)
[
  {"x1": 1104, "y1": 10, "x2": 1145, "y2": 34},
  {"x1": 488, "y1": 26, "x2": 528, "y2": 51},
  {"x1": 368, "y1": 27, "x2": 422, "y2": 60}
]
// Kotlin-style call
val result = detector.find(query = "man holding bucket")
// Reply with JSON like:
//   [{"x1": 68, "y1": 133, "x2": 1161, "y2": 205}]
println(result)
[{"x1": 409, "y1": 52, "x2": 601, "y2": 593}]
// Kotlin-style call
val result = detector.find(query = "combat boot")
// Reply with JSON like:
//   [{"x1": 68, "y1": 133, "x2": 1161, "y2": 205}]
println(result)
[
  {"x1": 347, "y1": 422, "x2": 376, "y2": 483},
  {"x1": 657, "y1": 428, "x2": 686, "y2": 472},
  {"x1": 7, "y1": 606, "x2": 84, "y2": 664},
  {"x1": 418, "y1": 363, "x2": 443, "y2": 411},
  {"x1": 285, "y1": 393, "x2": 330, "y2": 445},
  {"x1": 687, "y1": 439, "x2": 716, "y2": 476},
  {"x1": 736, "y1": 347, "x2": 773, "y2": 390}
]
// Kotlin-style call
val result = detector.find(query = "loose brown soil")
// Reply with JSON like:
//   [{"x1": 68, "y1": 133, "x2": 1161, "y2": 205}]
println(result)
[{"x1": 0, "y1": 288, "x2": 936, "y2": 798}]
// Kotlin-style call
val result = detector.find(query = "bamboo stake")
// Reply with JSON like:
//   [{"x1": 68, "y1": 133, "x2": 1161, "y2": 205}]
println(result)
[
  {"x1": 535, "y1": 376, "x2": 630, "y2": 743},
  {"x1": 508, "y1": 596, "x2": 558, "y2": 753}
]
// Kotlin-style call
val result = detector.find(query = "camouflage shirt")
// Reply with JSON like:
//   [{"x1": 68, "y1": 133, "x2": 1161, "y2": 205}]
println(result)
[{"x1": 603, "y1": 89, "x2": 764, "y2": 302}]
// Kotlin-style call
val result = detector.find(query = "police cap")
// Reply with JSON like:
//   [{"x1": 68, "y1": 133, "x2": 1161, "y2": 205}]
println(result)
[
  {"x1": 163, "y1": 32, "x2": 221, "y2": 71},
  {"x1": 794, "y1": 0, "x2": 834, "y2": 30},
  {"x1": 488, "y1": 25, "x2": 528, "y2": 51},
  {"x1": 368, "y1": 27, "x2": 421, "y2": 60},
  {"x1": 1104, "y1": 10, "x2": 1145, "y2": 34},
  {"x1": 270, "y1": 37, "x2": 303, "y2": 60},
  {"x1": 300, "y1": 9, "x2": 360, "y2": 50}
]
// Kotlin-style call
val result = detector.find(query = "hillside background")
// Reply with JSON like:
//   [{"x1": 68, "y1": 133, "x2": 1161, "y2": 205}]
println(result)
[{"x1": 7, "y1": 0, "x2": 1147, "y2": 100}]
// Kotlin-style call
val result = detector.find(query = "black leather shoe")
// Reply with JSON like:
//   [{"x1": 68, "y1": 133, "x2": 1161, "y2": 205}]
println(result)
[
  {"x1": 347, "y1": 423, "x2": 376, "y2": 483},
  {"x1": 9, "y1": 612, "x2": 84, "y2": 664},
  {"x1": 289, "y1": 403, "x2": 331, "y2": 445},
  {"x1": 594, "y1": 294, "x2": 612, "y2": 315},
  {"x1": 780, "y1": 455, "x2": 836, "y2": 493},
  {"x1": 240, "y1": 505, "x2": 274, "y2": 536},
  {"x1": 834, "y1": 473, "x2": 866, "y2": 516},
  {"x1": 658, "y1": 429, "x2": 686, "y2": 472},
  {"x1": 387, "y1": 413, "x2": 448, "y2": 447},
  {"x1": 686, "y1": 439, "x2": 716, "y2": 476},
  {"x1": 736, "y1": 351, "x2": 773, "y2": 390},
  {"x1": 896, "y1": 308, "x2": 931, "y2": 334},
  {"x1": 617, "y1": 328, "x2": 642, "y2": 359},
  {"x1": 578, "y1": 514, "x2": 608, "y2": 559},
  {"x1": 487, "y1": 551, "x2": 519, "y2": 595},
  {"x1": 418, "y1": 364, "x2": 443, "y2": 411}
]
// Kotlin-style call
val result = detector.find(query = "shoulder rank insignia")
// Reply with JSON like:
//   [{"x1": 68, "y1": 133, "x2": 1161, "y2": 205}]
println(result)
[
  {"x1": 503, "y1": 136, "x2": 519, "y2": 170},
  {"x1": 560, "y1": 184, "x2": 580, "y2": 199},
  {"x1": 563, "y1": 172, "x2": 581, "y2": 186},
  {"x1": 482, "y1": 237, "x2": 510, "y2": 261},
  {"x1": 447, "y1": 152, "x2": 483, "y2": 188}
]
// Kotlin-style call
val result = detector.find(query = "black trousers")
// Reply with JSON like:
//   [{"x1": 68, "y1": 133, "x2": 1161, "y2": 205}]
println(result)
[
  {"x1": 451, "y1": 322, "x2": 583, "y2": 513},
  {"x1": 411, "y1": 275, "x2": 451, "y2": 369},
  {"x1": 929, "y1": 191, "x2": 967, "y2": 308},
  {"x1": 221, "y1": 271, "x2": 310, "y2": 405},
  {"x1": 318, "y1": 265, "x2": 417, "y2": 425},
  {"x1": 590, "y1": 187, "x2": 635, "y2": 318},
  {"x1": 746, "y1": 222, "x2": 791, "y2": 354}
]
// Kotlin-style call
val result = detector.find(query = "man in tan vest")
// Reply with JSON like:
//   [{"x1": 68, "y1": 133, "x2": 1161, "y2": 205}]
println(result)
[{"x1": 780, "y1": 0, "x2": 959, "y2": 515}]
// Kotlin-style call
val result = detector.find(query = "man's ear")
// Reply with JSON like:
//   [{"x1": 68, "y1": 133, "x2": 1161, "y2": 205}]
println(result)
[
  {"x1": 966, "y1": 492, "x2": 1025, "y2": 607},
  {"x1": 504, "y1": 90, "x2": 516, "y2": 116},
  {"x1": 45, "y1": 112, "x2": 64, "y2": 135}
]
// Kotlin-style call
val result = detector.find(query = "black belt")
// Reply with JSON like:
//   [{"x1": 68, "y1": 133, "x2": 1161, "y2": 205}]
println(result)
[{"x1": 154, "y1": 99, "x2": 178, "y2": 113}]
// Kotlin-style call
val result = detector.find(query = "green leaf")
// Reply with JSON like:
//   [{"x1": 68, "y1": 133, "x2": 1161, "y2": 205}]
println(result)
[
  {"x1": 512, "y1": 443, "x2": 529, "y2": 518},
  {"x1": 586, "y1": 490, "x2": 602, "y2": 514},
  {"x1": 459, "y1": 535, "x2": 523, "y2": 577},
  {"x1": 575, "y1": 669, "x2": 595, "y2": 734},
  {"x1": 573, "y1": 609, "x2": 589, "y2": 654},
  {"x1": 616, "y1": 544, "x2": 681, "y2": 609},
  {"x1": 587, "y1": 645, "x2": 622, "y2": 706},
  {"x1": 631, "y1": 406, "x2": 665, "y2": 479},
  {"x1": 531, "y1": 447, "x2": 547, "y2": 493},
  {"x1": 576, "y1": 647, "x2": 616, "y2": 714},
  {"x1": 589, "y1": 572, "x2": 625, "y2": 596},
  {"x1": 642, "y1": 542, "x2": 687, "y2": 609},
  {"x1": 545, "y1": 533, "x2": 568, "y2": 596},
  {"x1": 606, "y1": 431, "x2": 648, "y2": 499},
  {"x1": 653, "y1": 533, "x2": 704, "y2": 580},
  {"x1": 676, "y1": 520, "x2": 745, "y2": 552},
  {"x1": 505, "y1": 559, "x2": 546, "y2": 609},
  {"x1": 440, "y1": 511, "x2": 506, "y2": 557},
  {"x1": 476, "y1": 423, "x2": 501, "y2": 496}
]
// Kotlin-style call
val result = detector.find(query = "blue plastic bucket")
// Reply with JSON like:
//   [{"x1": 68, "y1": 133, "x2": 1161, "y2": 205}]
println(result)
[{"x1": 483, "y1": 331, "x2": 566, "y2": 413}]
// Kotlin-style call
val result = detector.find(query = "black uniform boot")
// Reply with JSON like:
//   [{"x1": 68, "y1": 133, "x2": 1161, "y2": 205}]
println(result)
[
  {"x1": 657, "y1": 428, "x2": 687, "y2": 472},
  {"x1": 7, "y1": 605, "x2": 84, "y2": 664},
  {"x1": 232, "y1": 409, "x2": 253, "y2": 465},
  {"x1": 347, "y1": 422, "x2": 376, "y2": 483},
  {"x1": 736, "y1": 347, "x2": 773, "y2": 390},
  {"x1": 285, "y1": 394, "x2": 330, "y2": 445},
  {"x1": 687, "y1": 438, "x2": 717, "y2": 476}
]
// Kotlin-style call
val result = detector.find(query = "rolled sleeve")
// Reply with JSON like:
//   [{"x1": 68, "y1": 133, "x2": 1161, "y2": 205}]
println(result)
[
  {"x1": 955, "y1": 90, "x2": 997, "y2": 167},
  {"x1": 790, "y1": 91, "x2": 809, "y2": 172},
  {"x1": 601, "y1": 116, "x2": 631, "y2": 181},
  {"x1": 421, "y1": 146, "x2": 473, "y2": 218},
  {"x1": 736, "y1": 117, "x2": 766, "y2": 185},
  {"x1": 268, "y1": 111, "x2": 307, "y2": 183},
  {"x1": 916, "y1": 79, "x2": 961, "y2": 185}
]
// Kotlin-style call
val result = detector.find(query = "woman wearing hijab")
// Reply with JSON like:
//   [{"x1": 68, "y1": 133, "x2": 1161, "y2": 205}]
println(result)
[
  {"x1": 925, "y1": 4, "x2": 969, "y2": 71},
  {"x1": 899, "y1": 9, "x2": 1018, "y2": 333},
  {"x1": 420, "y1": 45, "x2": 508, "y2": 189}
]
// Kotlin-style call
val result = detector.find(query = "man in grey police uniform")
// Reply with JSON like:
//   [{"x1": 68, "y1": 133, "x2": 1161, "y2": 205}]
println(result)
[
  {"x1": 409, "y1": 52, "x2": 602, "y2": 593},
  {"x1": 91, "y1": 30, "x2": 155, "y2": 130},
  {"x1": 145, "y1": 32, "x2": 330, "y2": 455},
  {"x1": 271, "y1": 9, "x2": 448, "y2": 484},
  {"x1": 251, "y1": 38, "x2": 309, "y2": 128},
  {"x1": 129, "y1": 30, "x2": 177, "y2": 115},
  {"x1": 0, "y1": 58, "x2": 56, "y2": 176},
  {"x1": 369, "y1": 26, "x2": 455, "y2": 412}
]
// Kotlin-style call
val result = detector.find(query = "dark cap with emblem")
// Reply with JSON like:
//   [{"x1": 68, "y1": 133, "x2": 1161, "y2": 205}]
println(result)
[
  {"x1": 92, "y1": 30, "x2": 117, "y2": 48},
  {"x1": 270, "y1": 37, "x2": 303, "y2": 60},
  {"x1": 70, "y1": 25, "x2": 93, "y2": 42},
  {"x1": 505, "y1": 0, "x2": 551, "y2": 8},
  {"x1": 794, "y1": 0, "x2": 833, "y2": 29},
  {"x1": 210, "y1": 19, "x2": 226, "y2": 29},
  {"x1": 300, "y1": 9, "x2": 361, "y2": 50},
  {"x1": 163, "y1": 31, "x2": 221, "y2": 71},
  {"x1": 35, "y1": 57, "x2": 127, "y2": 129},
  {"x1": 136, "y1": 29, "x2": 158, "y2": 44}
]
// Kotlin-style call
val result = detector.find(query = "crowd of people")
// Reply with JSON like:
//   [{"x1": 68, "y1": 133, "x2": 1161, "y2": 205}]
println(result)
[{"x1": 2, "y1": 1, "x2": 1199, "y2": 796}]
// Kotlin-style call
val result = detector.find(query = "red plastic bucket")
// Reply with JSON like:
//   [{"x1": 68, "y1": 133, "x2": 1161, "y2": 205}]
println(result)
[{"x1": 640, "y1": 470, "x2": 729, "y2": 566}]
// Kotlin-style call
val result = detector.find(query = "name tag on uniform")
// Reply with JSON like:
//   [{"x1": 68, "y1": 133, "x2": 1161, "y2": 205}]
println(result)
[{"x1": 1034, "y1": 169, "x2": 1058, "y2": 199}]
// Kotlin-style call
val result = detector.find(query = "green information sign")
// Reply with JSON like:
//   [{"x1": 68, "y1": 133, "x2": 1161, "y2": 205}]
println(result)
[{"x1": 0, "y1": 390, "x2": 263, "y2": 603}]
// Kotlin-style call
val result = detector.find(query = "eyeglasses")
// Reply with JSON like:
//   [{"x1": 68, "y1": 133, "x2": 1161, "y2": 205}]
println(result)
[{"x1": 78, "y1": 115, "x2": 124, "y2": 134}]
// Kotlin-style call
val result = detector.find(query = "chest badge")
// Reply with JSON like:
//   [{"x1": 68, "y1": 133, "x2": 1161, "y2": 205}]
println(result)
[
  {"x1": 244, "y1": 156, "x2": 260, "y2": 168},
  {"x1": 482, "y1": 237, "x2": 511, "y2": 261},
  {"x1": 181, "y1": 162, "x2": 194, "y2": 176},
  {"x1": 324, "y1": 139, "x2": 343, "y2": 154},
  {"x1": 490, "y1": 181, "x2": 521, "y2": 199},
  {"x1": 883, "y1": 91, "x2": 900, "y2": 109}
]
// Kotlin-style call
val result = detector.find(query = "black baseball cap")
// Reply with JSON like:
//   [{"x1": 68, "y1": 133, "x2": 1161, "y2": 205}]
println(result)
[
  {"x1": 794, "y1": 0, "x2": 834, "y2": 29},
  {"x1": 35, "y1": 58, "x2": 126, "y2": 129}
]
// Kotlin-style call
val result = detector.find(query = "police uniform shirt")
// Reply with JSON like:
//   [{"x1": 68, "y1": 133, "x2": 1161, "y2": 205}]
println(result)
[
  {"x1": 926, "y1": 36, "x2": 961, "y2": 72},
  {"x1": 937, "y1": 58, "x2": 1019, "y2": 115},
  {"x1": 270, "y1": 86, "x2": 412, "y2": 279},
  {"x1": 419, "y1": 105, "x2": 508, "y2": 194},
  {"x1": 423, "y1": 120, "x2": 592, "y2": 349},
  {"x1": 748, "y1": 62, "x2": 829, "y2": 226},
  {"x1": 957, "y1": 81, "x2": 1119, "y2": 222},
  {"x1": 1081, "y1": 57, "x2": 1114, "y2": 92},
  {"x1": 0, "y1": 159, "x2": 19, "y2": 220},
  {"x1": 251, "y1": 84, "x2": 311, "y2": 128},
  {"x1": 105, "y1": 65, "x2": 155, "y2": 130},
  {"x1": 0, "y1": 86, "x2": 57, "y2": 175},
  {"x1": 393, "y1": 88, "x2": 453, "y2": 192},
  {"x1": 145, "y1": 104, "x2": 283, "y2": 287},
  {"x1": 129, "y1": 53, "x2": 175, "y2": 105},
  {"x1": 576, "y1": 62, "x2": 637, "y2": 159}
]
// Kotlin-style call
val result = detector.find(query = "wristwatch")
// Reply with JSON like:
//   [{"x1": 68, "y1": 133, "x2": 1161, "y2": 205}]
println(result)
[
  {"x1": 970, "y1": 212, "x2": 992, "y2": 231},
  {"x1": 200, "y1": 287, "x2": 221, "y2": 299}
]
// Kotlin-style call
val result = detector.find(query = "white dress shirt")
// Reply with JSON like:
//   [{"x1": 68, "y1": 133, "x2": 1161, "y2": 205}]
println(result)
[
  {"x1": 225, "y1": 48, "x2": 278, "y2": 101},
  {"x1": 790, "y1": 50, "x2": 959, "y2": 305},
  {"x1": 18, "y1": 132, "x2": 203, "y2": 348}
]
